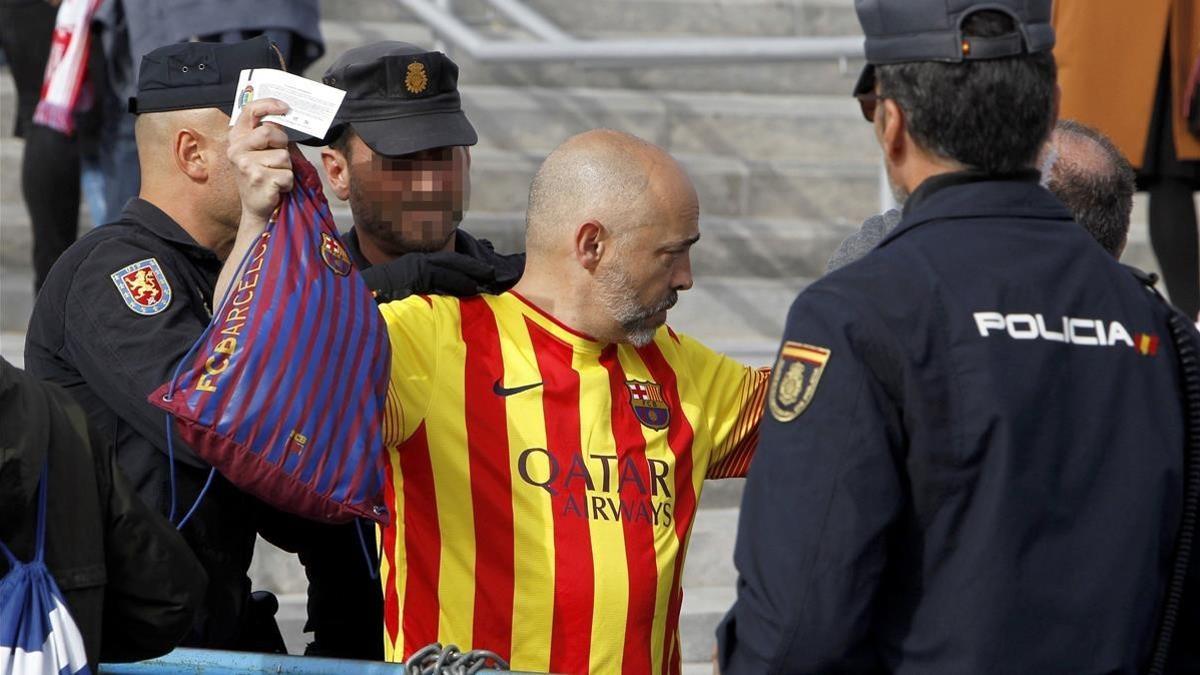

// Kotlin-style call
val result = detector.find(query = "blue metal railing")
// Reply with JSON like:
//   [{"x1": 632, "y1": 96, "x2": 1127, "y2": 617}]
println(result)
[{"x1": 99, "y1": 648, "x2": 516, "y2": 674}]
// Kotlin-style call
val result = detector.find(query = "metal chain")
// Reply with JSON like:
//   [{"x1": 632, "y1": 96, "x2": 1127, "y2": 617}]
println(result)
[{"x1": 404, "y1": 643, "x2": 510, "y2": 674}]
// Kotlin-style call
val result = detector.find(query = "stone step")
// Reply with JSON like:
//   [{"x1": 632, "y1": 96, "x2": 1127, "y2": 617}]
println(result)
[
  {"x1": 492, "y1": 0, "x2": 859, "y2": 39},
  {"x1": 459, "y1": 86, "x2": 878, "y2": 164},
  {"x1": 0, "y1": 75, "x2": 876, "y2": 166},
  {"x1": 678, "y1": 585, "x2": 735, "y2": 665},
  {"x1": 683, "y1": 506, "x2": 740, "y2": 588},
  {"x1": 318, "y1": 0, "x2": 862, "y2": 39},
  {"x1": 465, "y1": 148, "x2": 880, "y2": 221},
  {"x1": 0, "y1": 127, "x2": 880, "y2": 223},
  {"x1": 307, "y1": 18, "x2": 866, "y2": 97}
]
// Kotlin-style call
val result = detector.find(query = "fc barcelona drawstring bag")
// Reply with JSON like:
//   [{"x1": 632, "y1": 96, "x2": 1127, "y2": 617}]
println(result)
[{"x1": 151, "y1": 147, "x2": 391, "y2": 525}]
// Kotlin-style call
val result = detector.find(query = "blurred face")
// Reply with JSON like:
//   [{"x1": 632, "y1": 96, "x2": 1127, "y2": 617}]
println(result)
[
  {"x1": 344, "y1": 134, "x2": 470, "y2": 255},
  {"x1": 593, "y1": 174, "x2": 699, "y2": 346}
]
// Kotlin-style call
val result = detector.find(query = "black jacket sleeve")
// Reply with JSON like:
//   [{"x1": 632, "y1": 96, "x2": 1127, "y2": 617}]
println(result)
[
  {"x1": 97, "y1": 431, "x2": 207, "y2": 662},
  {"x1": 360, "y1": 232, "x2": 526, "y2": 302},
  {"x1": 718, "y1": 286, "x2": 905, "y2": 673},
  {"x1": 62, "y1": 239, "x2": 209, "y2": 467}
]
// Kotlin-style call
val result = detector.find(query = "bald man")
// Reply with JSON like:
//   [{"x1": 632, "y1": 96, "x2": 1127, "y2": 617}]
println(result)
[
  {"x1": 827, "y1": 121, "x2": 1138, "y2": 273},
  {"x1": 1040, "y1": 119, "x2": 1137, "y2": 259},
  {"x1": 24, "y1": 38, "x2": 278, "y2": 649},
  {"x1": 220, "y1": 113, "x2": 769, "y2": 673}
]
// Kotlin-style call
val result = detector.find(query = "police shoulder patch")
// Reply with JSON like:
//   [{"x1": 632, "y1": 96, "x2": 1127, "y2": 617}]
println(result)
[
  {"x1": 768, "y1": 341, "x2": 831, "y2": 422},
  {"x1": 110, "y1": 258, "x2": 172, "y2": 315}
]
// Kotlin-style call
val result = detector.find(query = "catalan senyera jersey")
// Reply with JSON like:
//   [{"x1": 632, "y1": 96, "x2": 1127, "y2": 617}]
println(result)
[{"x1": 378, "y1": 291, "x2": 769, "y2": 675}]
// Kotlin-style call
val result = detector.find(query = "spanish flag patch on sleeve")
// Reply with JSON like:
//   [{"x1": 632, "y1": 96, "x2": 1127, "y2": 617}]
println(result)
[{"x1": 768, "y1": 342, "x2": 831, "y2": 422}]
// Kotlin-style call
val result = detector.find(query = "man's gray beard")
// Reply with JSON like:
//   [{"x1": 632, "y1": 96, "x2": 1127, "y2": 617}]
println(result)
[
  {"x1": 886, "y1": 164, "x2": 910, "y2": 206},
  {"x1": 594, "y1": 265, "x2": 678, "y2": 348}
]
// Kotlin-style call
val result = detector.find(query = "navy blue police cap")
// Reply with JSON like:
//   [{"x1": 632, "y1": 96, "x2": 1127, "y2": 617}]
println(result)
[
  {"x1": 129, "y1": 35, "x2": 283, "y2": 115},
  {"x1": 852, "y1": 0, "x2": 1055, "y2": 96},
  {"x1": 298, "y1": 41, "x2": 478, "y2": 157}
]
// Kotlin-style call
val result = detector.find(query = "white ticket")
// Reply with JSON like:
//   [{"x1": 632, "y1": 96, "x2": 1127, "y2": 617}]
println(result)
[{"x1": 229, "y1": 68, "x2": 346, "y2": 139}]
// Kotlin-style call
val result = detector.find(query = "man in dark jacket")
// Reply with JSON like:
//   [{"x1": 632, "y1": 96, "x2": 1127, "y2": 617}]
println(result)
[
  {"x1": 719, "y1": 1, "x2": 1198, "y2": 672},
  {"x1": 23, "y1": 37, "x2": 281, "y2": 649},
  {"x1": 312, "y1": 41, "x2": 524, "y2": 302},
  {"x1": 0, "y1": 357, "x2": 206, "y2": 671}
]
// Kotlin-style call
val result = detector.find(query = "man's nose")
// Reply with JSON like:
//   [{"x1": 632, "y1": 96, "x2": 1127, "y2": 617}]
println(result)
[{"x1": 673, "y1": 256, "x2": 694, "y2": 292}]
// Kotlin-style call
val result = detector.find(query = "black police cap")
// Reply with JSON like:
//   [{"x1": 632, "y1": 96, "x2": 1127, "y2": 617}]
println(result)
[
  {"x1": 302, "y1": 41, "x2": 477, "y2": 157},
  {"x1": 852, "y1": 0, "x2": 1055, "y2": 96},
  {"x1": 129, "y1": 35, "x2": 283, "y2": 115}
]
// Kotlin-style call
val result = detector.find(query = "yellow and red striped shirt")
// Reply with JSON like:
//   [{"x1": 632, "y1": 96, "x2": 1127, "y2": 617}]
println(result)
[{"x1": 378, "y1": 291, "x2": 768, "y2": 674}]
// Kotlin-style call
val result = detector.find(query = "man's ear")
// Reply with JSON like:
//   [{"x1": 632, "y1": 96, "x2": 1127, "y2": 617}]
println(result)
[
  {"x1": 174, "y1": 128, "x2": 208, "y2": 181},
  {"x1": 1050, "y1": 83, "x2": 1061, "y2": 136},
  {"x1": 321, "y1": 148, "x2": 352, "y2": 201},
  {"x1": 574, "y1": 220, "x2": 605, "y2": 272},
  {"x1": 880, "y1": 98, "x2": 906, "y2": 166}
]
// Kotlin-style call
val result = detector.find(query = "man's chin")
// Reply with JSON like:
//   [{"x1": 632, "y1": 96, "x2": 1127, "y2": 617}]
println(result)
[
  {"x1": 622, "y1": 311, "x2": 669, "y2": 346},
  {"x1": 377, "y1": 217, "x2": 459, "y2": 254}
]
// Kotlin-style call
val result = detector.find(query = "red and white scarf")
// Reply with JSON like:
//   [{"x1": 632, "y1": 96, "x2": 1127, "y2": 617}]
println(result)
[{"x1": 32, "y1": 0, "x2": 104, "y2": 135}]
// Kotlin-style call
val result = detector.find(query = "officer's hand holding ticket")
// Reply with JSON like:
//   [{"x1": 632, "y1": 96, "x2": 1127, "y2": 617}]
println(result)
[
  {"x1": 219, "y1": 69, "x2": 347, "y2": 309},
  {"x1": 227, "y1": 98, "x2": 294, "y2": 226},
  {"x1": 226, "y1": 68, "x2": 346, "y2": 228}
]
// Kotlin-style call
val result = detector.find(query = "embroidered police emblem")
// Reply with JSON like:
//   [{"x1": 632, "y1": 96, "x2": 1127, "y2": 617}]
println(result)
[
  {"x1": 320, "y1": 232, "x2": 353, "y2": 276},
  {"x1": 626, "y1": 380, "x2": 670, "y2": 430},
  {"x1": 110, "y1": 258, "x2": 172, "y2": 315},
  {"x1": 768, "y1": 342, "x2": 831, "y2": 422},
  {"x1": 405, "y1": 61, "x2": 428, "y2": 94}
]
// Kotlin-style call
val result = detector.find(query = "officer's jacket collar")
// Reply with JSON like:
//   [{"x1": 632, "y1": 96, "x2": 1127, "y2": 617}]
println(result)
[
  {"x1": 341, "y1": 227, "x2": 373, "y2": 271},
  {"x1": 120, "y1": 198, "x2": 221, "y2": 262},
  {"x1": 880, "y1": 169, "x2": 1070, "y2": 248}
]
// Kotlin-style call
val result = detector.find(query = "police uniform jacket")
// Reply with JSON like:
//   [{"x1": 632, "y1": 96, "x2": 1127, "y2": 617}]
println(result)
[
  {"x1": 24, "y1": 198, "x2": 258, "y2": 648},
  {"x1": 718, "y1": 172, "x2": 1194, "y2": 673}
]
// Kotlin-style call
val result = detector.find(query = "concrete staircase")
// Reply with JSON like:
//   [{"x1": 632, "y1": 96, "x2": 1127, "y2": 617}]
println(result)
[{"x1": 0, "y1": 0, "x2": 1168, "y2": 670}]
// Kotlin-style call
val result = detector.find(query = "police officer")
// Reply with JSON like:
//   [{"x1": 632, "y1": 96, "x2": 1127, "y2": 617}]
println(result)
[
  {"x1": 24, "y1": 37, "x2": 280, "y2": 649},
  {"x1": 309, "y1": 41, "x2": 524, "y2": 301},
  {"x1": 718, "y1": 1, "x2": 1198, "y2": 672},
  {"x1": 249, "y1": 42, "x2": 526, "y2": 660}
]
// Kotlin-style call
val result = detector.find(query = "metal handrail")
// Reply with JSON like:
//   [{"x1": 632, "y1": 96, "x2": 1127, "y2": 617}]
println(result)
[
  {"x1": 402, "y1": 0, "x2": 891, "y2": 212},
  {"x1": 485, "y1": 0, "x2": 575, "y2": 43},
  {"x1": 400, "y1": 0, "x2": 864, "y2": 65}
]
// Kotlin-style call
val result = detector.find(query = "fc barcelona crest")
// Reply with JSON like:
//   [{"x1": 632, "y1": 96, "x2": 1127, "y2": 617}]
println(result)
[
  {"x1": 320, "y1": 232, "x2": 353, "y2": 276},
  {"x1": 626, "y1": 380, "x2": 670, "y2": 430},
  {"x1": 110, "y1": 258, "x2": 172, "y2": 315},
  {"x1": 768, "y1": 342, "x2": 831, "y2": 422}
]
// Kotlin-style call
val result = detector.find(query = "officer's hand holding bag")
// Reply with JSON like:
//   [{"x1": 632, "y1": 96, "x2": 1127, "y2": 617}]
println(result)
[{"x1": 150, "y1": 98, "x2": 392, "y2": 525}]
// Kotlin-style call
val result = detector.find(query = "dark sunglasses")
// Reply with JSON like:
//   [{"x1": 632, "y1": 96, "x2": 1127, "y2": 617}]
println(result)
[{"x1": 855, "y1": 92, "x2": 884, "y2": 123}]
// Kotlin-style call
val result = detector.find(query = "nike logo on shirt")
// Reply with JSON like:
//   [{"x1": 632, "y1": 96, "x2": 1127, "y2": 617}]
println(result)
[{"x1": 493, "y1": 379, "x2": 544, "y2": 397}]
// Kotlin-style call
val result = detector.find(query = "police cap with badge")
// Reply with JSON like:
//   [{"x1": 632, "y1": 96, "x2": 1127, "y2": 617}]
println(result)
[
  {"x1": 300, "y1": 41, "x2": 478, "y2": 157},
  {"x1": 129, "y1": 35, "x2": 283, "y2": 115}
]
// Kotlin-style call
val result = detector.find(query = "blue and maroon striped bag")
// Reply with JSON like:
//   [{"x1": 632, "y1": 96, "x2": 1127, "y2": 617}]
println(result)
[{"x1": 150, "y1": 148, "x2": 391, "y2": 525}]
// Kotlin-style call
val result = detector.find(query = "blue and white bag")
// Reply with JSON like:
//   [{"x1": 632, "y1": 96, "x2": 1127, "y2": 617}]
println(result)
[{"x1": 0, "y1": 462, "x2": 92, "y2": 675}]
